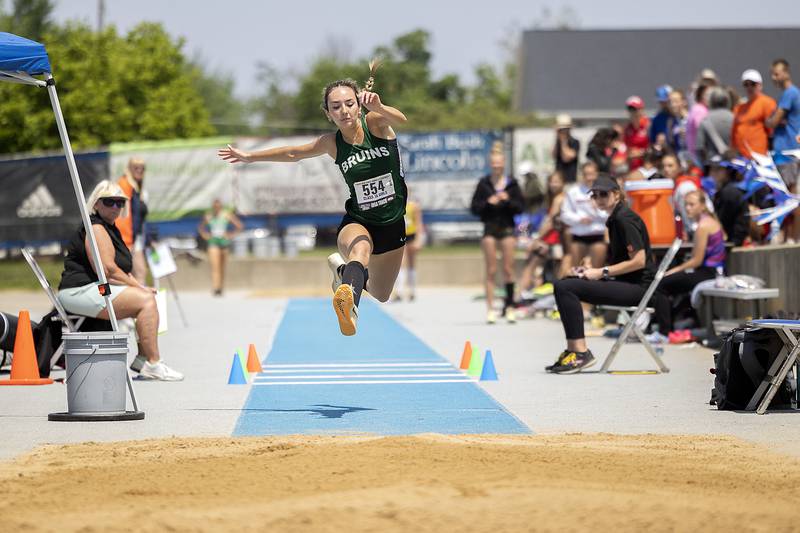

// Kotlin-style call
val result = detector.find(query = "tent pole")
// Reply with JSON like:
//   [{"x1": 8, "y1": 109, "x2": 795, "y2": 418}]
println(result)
[{"x1": 45, "y1": 74, "x2": 140, "y2": 412}]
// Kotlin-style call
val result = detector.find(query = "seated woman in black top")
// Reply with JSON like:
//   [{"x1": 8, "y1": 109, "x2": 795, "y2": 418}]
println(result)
[
  {"x1": 470, "y1": 143, "x2": 525, "y2": 324},
  {"x1": 57, "y1": 180, "x2": 183, "y2": 381},
  {"x1": 549, "y1": 175, "x2": 658, "y2": 374}
]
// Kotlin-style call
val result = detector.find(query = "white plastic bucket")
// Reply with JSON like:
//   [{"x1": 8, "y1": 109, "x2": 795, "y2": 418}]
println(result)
[{"x1": 64, "y1": 331, "x2": 129, "y2": 414}]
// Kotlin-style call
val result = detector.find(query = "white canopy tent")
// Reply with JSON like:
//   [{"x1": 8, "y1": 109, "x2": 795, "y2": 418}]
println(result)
[{"x1": 0, "y1": 31, "x2": 140, "y2": 414}]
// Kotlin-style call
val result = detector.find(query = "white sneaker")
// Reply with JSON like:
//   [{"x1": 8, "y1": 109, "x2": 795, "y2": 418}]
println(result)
[
  {"x1": 138, "y1": 360, "x2": 184, "y2": 381},
  {"x1": 505, "y1": 307, "x2": 516, "y2": 324},
  {"x1": 327, "y1": 253, "x2": 345, "y2": 293},
  {"x1": 486, "y1": 310, "x2": 497, "y2": 324}
]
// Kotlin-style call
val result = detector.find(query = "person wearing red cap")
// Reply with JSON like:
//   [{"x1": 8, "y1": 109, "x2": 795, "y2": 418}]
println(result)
[{"x1": 623, "y1": 96, "x2": 649, "y2": 171}]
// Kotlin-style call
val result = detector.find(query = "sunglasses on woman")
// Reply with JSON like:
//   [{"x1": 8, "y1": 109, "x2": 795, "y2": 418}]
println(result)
[
  {"x1": 589, "y1": 190, "x2": 610, "y2": 199},
  {"x1": 101, "y1": 198, "x2": 126, "y2": 208}
]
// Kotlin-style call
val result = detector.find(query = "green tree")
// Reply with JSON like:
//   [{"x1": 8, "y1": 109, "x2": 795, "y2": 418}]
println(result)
[
  {"x1": 188, "y1": 57, "x2": 246, "y2": 135},
  {"x1": 0, "y1": 21, "x2": 215, "y2": 153},
  {"x1": 247, "y1": 28, "x2": 537, "y2": 133},
  {"x1": 0, "y1": 0, "x2": 54, "y2": 41}
]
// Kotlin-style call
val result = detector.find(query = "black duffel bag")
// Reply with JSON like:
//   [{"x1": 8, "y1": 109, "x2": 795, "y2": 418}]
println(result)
[{"x1": 711, "y1": 326, "x2": 795, "y2": 410}]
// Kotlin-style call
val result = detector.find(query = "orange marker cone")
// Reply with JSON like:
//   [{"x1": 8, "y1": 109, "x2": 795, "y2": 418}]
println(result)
[
  {"x1": 246, "y1": 343, "x2": 263, "y2": 374},
  {"x1": 459, "y1": 341, "x2": 472, "y2": 369},
  {"x1": 0, "y1": 310, "x2": 53, "y2": 386}
]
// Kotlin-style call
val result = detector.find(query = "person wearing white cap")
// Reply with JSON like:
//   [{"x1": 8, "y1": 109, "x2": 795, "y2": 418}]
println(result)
[
  {"x1": 731, "y1": 69, "x2": 776, "y2": 158},
  {"x1": 552, "y1": 113, "x2": 580, "y2": 183}
]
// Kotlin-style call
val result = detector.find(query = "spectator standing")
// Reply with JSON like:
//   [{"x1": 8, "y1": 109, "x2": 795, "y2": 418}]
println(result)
[
  {"x1": 686, "y1": 84, "x2": 711, "y2": 165},
  {"x1": 116, "y1": 158, "x2": 149, "y2": 285},
  {"x1": 649, "y1": 85, "x2": 674, "y2": 146},
  {"x1": 471, "y1": 144, "x2": 525, "y2": 324},
  {"x1": 553, "y1": 114, "x2": 580, "y2": 183},
  {"x1": 696, "y1": 87, "x2": 734, "y2": 164},
  {"x1": 767, "y1": 59, "x2": 800, "y2": 191},
  {"x1": 731, "y1": 69, "x2": 776, "y2": 158},
  {"x1": 623, "y1": 96, "x2": 649, "y2": 171},
  {"x1": 668, "y1": 89, "x2": 690, "y2": 164}
]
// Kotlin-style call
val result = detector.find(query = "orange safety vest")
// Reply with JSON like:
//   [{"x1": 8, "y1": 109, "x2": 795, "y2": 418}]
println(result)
[{"x1": 116, "y1": 176, "x2": 137, "y2": 249}]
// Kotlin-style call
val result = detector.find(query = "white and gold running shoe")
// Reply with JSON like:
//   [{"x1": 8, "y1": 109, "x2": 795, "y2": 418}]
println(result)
[
  {"x1": 327, "y1": 253, "x2": 345, "y2": 294},
  {"x1": 333, "y1": 283, "x2": 358, "y2": 336}
]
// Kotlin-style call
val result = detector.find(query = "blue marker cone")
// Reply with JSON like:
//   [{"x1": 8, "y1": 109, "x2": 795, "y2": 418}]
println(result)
[
  {"x1": 227, "y1": 353, "x2": 248, "y2": 384},
  {"x1": 479, "y1": 350, "x2": 498, "y2": 381}
]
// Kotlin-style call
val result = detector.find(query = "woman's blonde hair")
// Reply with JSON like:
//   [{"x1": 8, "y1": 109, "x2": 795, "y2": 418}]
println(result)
[
  {"x1": 684, "y1": 189, "x2": 716, "y2": 220},
  {"x1": 123, "y1": 157, "x2": 145, "y2": 191},
  {"x1": 86, "y1": 180, "x2": 129, "y2": 219}
]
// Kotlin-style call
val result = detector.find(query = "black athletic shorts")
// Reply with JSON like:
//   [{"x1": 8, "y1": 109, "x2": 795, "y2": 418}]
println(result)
[
  {"x1": 571, "y1": 234, "x2": 605, "y2": 245},
  {"x1": 483, "y1": 221, "x2": 515, "y2": 240},
  {"x1": 337, "y1": 214, "x2": 406, "y2": 255}
]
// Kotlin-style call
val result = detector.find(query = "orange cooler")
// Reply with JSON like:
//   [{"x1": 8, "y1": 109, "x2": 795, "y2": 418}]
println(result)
[{"x1": 624, "y1": 179, "x2": 676, "y2": 245}]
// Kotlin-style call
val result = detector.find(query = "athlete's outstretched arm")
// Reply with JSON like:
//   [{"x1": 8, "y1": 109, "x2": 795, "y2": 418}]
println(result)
[{"x1": 218, "y1": 134, "x2": 336, "y2": 164}]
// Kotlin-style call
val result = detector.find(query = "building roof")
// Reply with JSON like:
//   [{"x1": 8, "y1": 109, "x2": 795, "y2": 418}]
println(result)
[{"x1": 517, "y1": 28, "x2": 800, "y2": 120}]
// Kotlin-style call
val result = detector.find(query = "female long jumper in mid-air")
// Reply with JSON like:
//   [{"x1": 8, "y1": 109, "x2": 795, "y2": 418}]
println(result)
[{"x1": 218, "y1": 61, "x2": 408, "y2": 336}]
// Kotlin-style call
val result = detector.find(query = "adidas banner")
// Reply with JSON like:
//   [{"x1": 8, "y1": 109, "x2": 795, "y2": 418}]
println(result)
[{"x1": 0, "y1": 151, "x2": 109, "y2": 244}]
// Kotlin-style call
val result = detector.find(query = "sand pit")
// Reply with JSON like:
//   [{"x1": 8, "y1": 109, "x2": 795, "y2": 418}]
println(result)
[{"x1": 1, "y1": 433, "x2": 798, "y2": 532}]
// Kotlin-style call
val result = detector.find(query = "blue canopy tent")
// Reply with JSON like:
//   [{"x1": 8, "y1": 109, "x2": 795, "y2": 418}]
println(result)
[{"x1": 0, "y1": 32, "x2": 141, "y2": 416}]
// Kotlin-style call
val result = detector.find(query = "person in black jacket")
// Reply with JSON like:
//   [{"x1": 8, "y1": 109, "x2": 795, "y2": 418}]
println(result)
[
  {"x1": 709, "y1": 155, "x2": 749, "y2": 247},
  {"x1": 470, "y1": 143, "x2": 525, "y2": 323},
  {"x1": 549, "y1": 175, "x2": 658, "y2": 374}
]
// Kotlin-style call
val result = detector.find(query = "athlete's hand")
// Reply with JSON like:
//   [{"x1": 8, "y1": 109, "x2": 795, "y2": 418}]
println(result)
[
  {"x1": 359, "y1": 91, "x2": 383, "y2": 112},
  {"x1": 218, "y1": 144, "x2": 252, "y2": 164}
]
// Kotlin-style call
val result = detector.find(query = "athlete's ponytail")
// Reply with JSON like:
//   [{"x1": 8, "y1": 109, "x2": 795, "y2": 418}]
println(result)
[{"x1": 364, "y1": 58, "x2": 382, "y2": 92}]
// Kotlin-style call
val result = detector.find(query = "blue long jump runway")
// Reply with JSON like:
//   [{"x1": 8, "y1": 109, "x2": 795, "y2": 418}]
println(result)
[{"x1": 234, "y1": 298, "x2": 530, "y2": 436}]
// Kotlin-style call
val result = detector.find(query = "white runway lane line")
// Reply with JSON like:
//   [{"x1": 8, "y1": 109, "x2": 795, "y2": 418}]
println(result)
[
  {"x1": 251, "y1": 379, "x2": 476, "y2": 386},
  {"x1": 262, "y1": 362, "x2": 452, "y2": 368},
  {"x1": 254, "y1": 361, "x2": 473, "y2": 385}
]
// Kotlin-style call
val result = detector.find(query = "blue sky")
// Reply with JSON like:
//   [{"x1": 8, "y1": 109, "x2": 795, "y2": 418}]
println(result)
[{"x1": 52, "y1": 0, "x2": 800, "y2": 96}]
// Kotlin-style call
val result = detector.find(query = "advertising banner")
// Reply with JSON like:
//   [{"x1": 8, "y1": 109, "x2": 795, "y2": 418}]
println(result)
[{"x1": 0, "y1": 151, "x2": 109, "y2": 244}]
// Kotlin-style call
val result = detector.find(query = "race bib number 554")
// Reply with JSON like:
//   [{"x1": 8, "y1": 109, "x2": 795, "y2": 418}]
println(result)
[{"x1": 354, "y1": 173, "x2": 395, "y2": 210}]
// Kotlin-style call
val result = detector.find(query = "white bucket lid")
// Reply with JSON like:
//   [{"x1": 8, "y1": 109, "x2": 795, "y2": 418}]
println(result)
[{"x1": 625, "y1": 178, "x2": 674, "y2": 192}]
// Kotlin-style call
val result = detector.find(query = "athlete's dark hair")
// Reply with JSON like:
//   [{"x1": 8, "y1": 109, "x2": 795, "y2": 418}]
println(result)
[
  {"x1": 321, "y1": 78, "x2": 360, "y2": 111},
  {"x1": 321, "y1": 58, "x2": 382, "y2": 111}
]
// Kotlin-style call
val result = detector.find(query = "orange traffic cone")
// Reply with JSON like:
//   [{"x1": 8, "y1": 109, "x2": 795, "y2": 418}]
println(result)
[
  {"x1": 246, "y1": 343, "x2": 263, "y2": 374},
  {"x1": 0, "y1": 310, "x2": 53, "y2": 385},
  {"x1": 459, "y1": 341, "x2": 472, "y2": 370}
]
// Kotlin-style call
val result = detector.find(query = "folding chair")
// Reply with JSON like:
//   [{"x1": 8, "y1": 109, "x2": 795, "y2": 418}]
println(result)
[
  {"x1": 598, "y1": 238, "x2": 683, "y2": 373},
  {"x1": 744, "y1": 319, "x2": 800, "y2": 414},
  {"x1": 21, "y1": 248, "x2": 86, "y2": 369}
]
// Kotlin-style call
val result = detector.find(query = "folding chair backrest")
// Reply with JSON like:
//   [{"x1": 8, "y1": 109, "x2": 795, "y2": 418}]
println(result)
[
  {"x1": 629, "y1": 238, "x2": 683, "y2": 320},
  {"x1": 21, "y1": 248, "x2": 77, "y2": 332}
]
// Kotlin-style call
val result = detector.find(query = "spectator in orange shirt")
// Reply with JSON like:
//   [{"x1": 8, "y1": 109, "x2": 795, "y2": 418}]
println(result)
[
  {"x1": 731, "y1": 69, "x2": 777, "y2": 158},
  {"x1": 116, "y1": 158, "x2": 149, "y2": 284}
]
